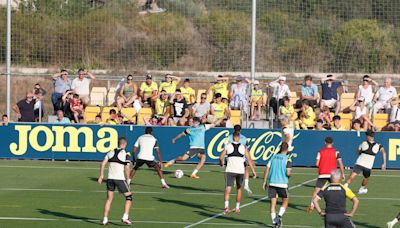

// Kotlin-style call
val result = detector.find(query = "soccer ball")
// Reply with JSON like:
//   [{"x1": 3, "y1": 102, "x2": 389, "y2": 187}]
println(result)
[{"x1": 174, "y1": 170, "x2": 184, "y2": 178}]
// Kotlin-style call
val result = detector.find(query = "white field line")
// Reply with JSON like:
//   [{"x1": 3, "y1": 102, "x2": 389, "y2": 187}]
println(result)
[
  {"x1": 184, "y1": 178, "x2": 317, "y2": 228},
  {"x1": 0, "y1": 188, "x2": 81, "y2": 192}
]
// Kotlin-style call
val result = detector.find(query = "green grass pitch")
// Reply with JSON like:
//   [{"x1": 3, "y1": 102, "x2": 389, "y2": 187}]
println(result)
[{"x1": 0, "y1": 160, "x2": 398, "y2": 228}]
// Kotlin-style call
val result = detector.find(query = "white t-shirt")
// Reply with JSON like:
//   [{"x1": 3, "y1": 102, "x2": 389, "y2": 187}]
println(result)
[
  {"x1": 71, "y1": 78, "x2": 91, "y2": 96},
  {"x1": 269, "y1": 81, "x2": 291, "y2": 99},
  {"x1": 282, "y1": 126, "x2": 294, "y2": 151},
  {"x1": 225, "y1": 143, "x2": 246, "y2": 174},
  {"x1": 356, "y1": 141, "x2": 382, "y2": 169},
  {"x1": 134, "y1": 134, "x2": 158, "y2": 161},
  {"x1": 358, "y1": 85, "x2": 373, "y2": 104},
  {"x1": 106, "y1": 149, "x2": 127, "y2": 180},
  {"x1": 354, "y1": 106, "x2": 367, "y2": 120},
  {"x1": 376, "y1": 86, "x2": 397, "y2": 103}
]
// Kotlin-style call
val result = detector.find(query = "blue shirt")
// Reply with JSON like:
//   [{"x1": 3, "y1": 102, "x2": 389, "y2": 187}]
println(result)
[
  {"x1": 267, "y1": 153, "x2": 292, "y2": 187},
  {"x1": 54, "y1": 77, "x2": 72, "y2": 94},
  {"x1": 54, "y1": 117, "x2": 71, "y2": 124},
  {"x1": 184, "y1": 125, "x2": 208, "y2": 149},
  {"x1": 321, "y1": 82, "x2": 342, "y2": 100},
  {"x1": 226, "y1": 134, "x2": 248, "y2": 147},
  {"x1": 301, "y1": 84, "x2": 318, "y2": 97}
]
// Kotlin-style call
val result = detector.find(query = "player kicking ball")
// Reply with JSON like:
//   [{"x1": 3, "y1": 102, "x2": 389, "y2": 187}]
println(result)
[
  {"x1": 344, "y1": 130, "x2": 386, "y2": 194},
  {"x1": 98, "y1": 137, "x2": 133, "y2": 225},
  {"x1": 263, "y1": 142, "x2": 292, "y2": 228},
  {"x1": 129, "y1": 127, "x2": 169, "y2": 189},
  {"x1": 220, "y1": 132, "x2": 256, "y2": 214},
  {"x1": 387, "y1": 212, "x2": 400, "y2": 228},
  {"x1": 165, "y1": 117, "x2": 220, "y2": 178}
]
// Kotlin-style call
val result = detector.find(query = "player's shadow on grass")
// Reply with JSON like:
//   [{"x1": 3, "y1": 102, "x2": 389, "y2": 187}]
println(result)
[
  {"x1": 166, "y1": 183, "x2": 223, "y2": 192},
  {"x1": 353, "y1": 221, "x2": 379, "y2": 228},
  {"x1": 196, "y1": 211, "x2": 265, "y2": 226},
  {"x1": 154, "y1": 197, "x2": 218, "y2": 213},
  {"x1": 247, "y1": 196, "x2": 307, "y2": 212},
  {"x1": 37, "y1": 209, "x2": 124, "y2": 226}
]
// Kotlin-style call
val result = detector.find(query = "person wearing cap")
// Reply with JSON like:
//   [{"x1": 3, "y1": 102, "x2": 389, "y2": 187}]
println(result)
[
  {"x1": 210, "y1": 93, "x2": 230, "y2": 125},
  {"x1": 269, "y1": 76, "x2": 291, "y2": 116},
  {"x1": 331, "y1": 115, "x2": 346, "y2": 131},
  {"x1": 250, "y1": 80, "x2": 265, "y2": 120},
  {"x1": 180, "y1": 78, "x2": 196, "y2": 106},
  {"x1": 296, "y1": 75, "x2": 319, "y2": 109},
  {"x1": 373, "y1": 77, "x2": 397, "y2": 114},
  {"x1": 71, "y1": 68, "x2": 96, "y2": 106},
  {"x1": 356, "y1": 75, "x2": 378, "y2": 109},
  {"x1": 315, "y1": 119, "x2": 327, "y2": 130},
  {"x1": 139, "y1": 74, "x2": 158, "y2": 105},
  {"x1": 349, "y1": 96, "x2": 374, "y2": 131},
  {"x1": 208, "y1": 75, "x2": 230, "y2": 100},
  {"x1": 153, "y1": 90, "x2": 171, "y2": 118},
  {"x1": 299, "y1": 100, "x2": 316, "y2": 129},
  {"x1": 345, "y1": 130, "x2": 386, "y2": 194},
  {"x1": 159, "y1": 74, "x2": 181, "y2": 96},
  {"x1": 229, "y1": 75, "x2": 250, "y2": 113},
  {"x1": 351, "y1": 119, "x2": 362, "y2": 131},
  {"x1": 320, "y1": 75, "x2": 342, "y2": 115}
]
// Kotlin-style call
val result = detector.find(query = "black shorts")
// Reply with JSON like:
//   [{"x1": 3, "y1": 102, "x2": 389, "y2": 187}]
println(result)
[
  {"x1": 316, "y1": 178, "x2": 331, "y2": 188},
  {"x1": 133, "y1": 159, "x2": 158, "y2": 170},
  {"x1": 106, "y1": 179, "x2": 130, "y2": 193},
  {"x1": 353, "y1": 165, "x2": 371, "y2": 178},
  {"x1": 268, "y1": 186, "x2": 288, "y2": 198},
  {"x1": 325, "y1": 213, "x2": 355, "y2": 228},
  {"x1": 186, "y1": 148, "x2": 205, "y2": 158},
  {"x1": 226, "y1": 172, "x2": 244, "y2": 188}
]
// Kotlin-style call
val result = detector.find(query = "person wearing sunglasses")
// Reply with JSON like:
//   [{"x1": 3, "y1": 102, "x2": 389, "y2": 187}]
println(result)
[
  {"x1": 12, "y1": 92, "x2": 36, "y2": 122},
  {"x1": 117, "y1": 75, "x2": 139, "y2": 111},
  {"x1": 192, "y1": 93, "x2": 211, "y2": 124}
]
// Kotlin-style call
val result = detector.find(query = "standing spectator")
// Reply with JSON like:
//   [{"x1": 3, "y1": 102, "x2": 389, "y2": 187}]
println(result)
[
  {"x1": 53, "y1": 110, "x2": 71, "y2": 124},
  {"x1": 192, "y1": 92, "x2": 211, "y2": 124},
  {"x1": 33, "y1": 83, "x2": 47, "y2": 121},
  {"x1": 61, "y1": 90, "x2": 74, "y2": 122},
  {"x1": 159, "y1": 74, "x2": 181, "y2": 96},
  {"x1": 208, "y1": 75, "x2": 229, "y2": 100},
  {"x1": 299, "y1": 100, "x2": 316, "y2": 129},
  {"x1": 210, "y1": 93, "x2": 230, "y2": 124},
  {"x1": 349, "y1": 96, "x2": 374, "y2": 131},
  {"x1": 180, "y1": 78, "x2": 196, "y2": 106},
  {"x1": 12, "y1": 92, "x2": 36, "y2": 122},
  {"x1": 0, "y1": 114, "x2": 9, "y2": 126},
  {"x1": 356, "y1": 75, "x2": 378, "y2": 109},
  {"x1": 250, "y1": 80, "x2": 265, "y2": 120},
  {"x1": 139, "y1": 74, "x2": 158, "y2": 105},
  {"x1": 269, "y1": 76, "x2": 291, "y2": 116},
  {"x1": 71, "y1": 68, "x2": 96, "y2": 106},
  {"x1": 70, "y1": 94, "x2": 84, "y2": 123},
  {"x1": 229, "y1": 76, "x2": 250, "y2": 113},
  {"x1": 320, "y1": 75, "x2": 342, "y2": 115},
  {"x1": 169, "y1": 89, "x2": 189, "y2": 123},
  {"x1": 117, "y1": 75, "x2": 139, "y2": 111},
  {"x1": 153, "y1": 90, "x2": 171, "y2": 118},
  {"x1": 297, "y1": 75, "x2": 318, "y2": 109},
  {"x1": 331, "y1": 115, "x2": 346, "y2": 131},
  {"x1": 373, "y1": 77, "x2": 397, "y2": 114},
  {"x1": 51, "y1": 69, "x2": 72, "y2": 113}
]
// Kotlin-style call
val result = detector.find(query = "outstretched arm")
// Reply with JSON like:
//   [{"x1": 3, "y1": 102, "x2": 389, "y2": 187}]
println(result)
[{"x1": 172, "y1": 132, "x2": 185, "y2": 144}]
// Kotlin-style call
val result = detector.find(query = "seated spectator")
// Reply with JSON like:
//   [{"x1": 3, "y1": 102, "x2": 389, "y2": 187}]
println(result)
[
  {"x1": 390, "y1": 98, "x2": 400, "y2": 123},
  {"x1": 299, "y1": 100, "x2": 316, "y2": 129},
  {"x1": 250, "y1": 80, "x2": 265, "y2": 120},
  {"x1": 51, "y1": 69, "x2": 72, "y2": 113},
  {"x1": 331, "y1": 115, "x2": 346, "y2": 131},
  {"x1": 53, "y1": 110, "x2": 71, "y2": 124},
  {"x1": 210, "y1": 93, "x2": 230, "y2": 124},
  {"x1": 117, "y1": 75, "x2": 139, "y2": 111},
  {"x1": 61, "y1": 90, "x2": 74, "y2": 122},
  {"x1": 169, "y1": 89, "x2": 189, "y2": 123},
  {"x1": 106, "y1": 109, "x2": 119, "y2": 125},
  {"x1": 167, "y1": 117, "x2": 176, "y2": 126},
  {"x1": 269, "y1": 76, "x2": 291, "y2": 116},
  {"x1": 70, "y1": 94, "x2": 84, "y2": 123},
  {"x1": 208, "y1": 75, "x2": 229, "y2": 100},
  {"x1": 297, "y1": 75, "x2": 318, "y2": 109},
  {"x1": 95, "y1": 115, "x2": 103, "y2": 124},
  {"x1": 352, "y1": 119, "x2": 362, "y2": 132},
  {"x1": 320, "y1": 75, "x2": 342, "y2": 115},
  {"x1": 356, "y1": 75, "x2": 378, "y2": 109},
  {"x1": 0, "y1": 114, "x2": 9, "y2": 126},
  {"x1": 159, "y1": 74, "x2": 180, "y2": 96},
  {"x1": 180, "y1": 78, "x2": 196, "y2": 106},
  {"x1": 373, "y1": 77, "x2": 397, "y2": 114},
  {"x1": 144, "y1": 115, "x2": 164, "y2": 126},
  {"x1": 153, "y1": 90, "x2": 171, "y2": 117},
  {"x1": 12, "y1": 92, "x2": 36, "y2": 122},
  {"x1": 71, "y1": 69, "x2": 95, "y2": 106},
  {"x1": 139, "y1": 74, "x2": 158, "y2": 106},
  {"x1": 192, "y1": 92, "x2": 211, "y2": 123},
  {"x1": 383, "y1": 120, "x2": 400, "y2": 132},
  {"x1": 280, "y1": 96, "x2": 298, "y2": 128},
  {"x1": 318, "y1": 105, "x2": 332, "y2": 127},
  {"x1": 229, "y1": 75, "x2": 250, "y2": 113},
  {"x1": 315, "y1": 119, "x2": 326, "y2": 130},
  {"x1": 349, "y1": 96, "x2": 374, "y2": 131},
  {"x1": 33, "y1": 83, "x2": 47, "y2": 121}
]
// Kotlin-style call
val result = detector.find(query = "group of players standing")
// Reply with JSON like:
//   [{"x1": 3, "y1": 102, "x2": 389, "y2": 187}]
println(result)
[{"x1": 97, "y1": 115, "x2": 396, "y2": 228}]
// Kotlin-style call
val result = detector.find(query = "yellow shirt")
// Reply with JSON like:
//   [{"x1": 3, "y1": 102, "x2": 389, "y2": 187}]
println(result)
[
  {"x1": 251, "y1": 89, "x2": 263, "y2": 100},
  {"x1": 155, "y1": 98, "x2": 169, "y2": 115},
  {"x1": 211, "y1": 82, "x2": 229, "y2": 99},
  {"x1": 212, "y1": 102, "x2": 227, "y2": 119},
  {"x1": 106, "y1": 119, "x2": 118, "y2": 125},
  {"x1": 159, "y1": 81, "x2": 177, "y2": 94},
  {"x1": 140, "y1": 81, "x2": 158, "y2": 98},
  {"x1": 332, "y1": 125, "x2": 346, "y2": 131},
  {"x1": 301, "y1": 107, "x2": 315, "y2": 127},
  {"x1": 180, "y1": 86, "x2": 195, "y2": 104},
  {"x1": 280, "y1": 105, "x2": 295, "y2": 117}
]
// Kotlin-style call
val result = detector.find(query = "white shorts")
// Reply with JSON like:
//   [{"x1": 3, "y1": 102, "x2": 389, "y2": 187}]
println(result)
[{"x1": 322, "y1": 99, "x2": 338, "y2": 108}]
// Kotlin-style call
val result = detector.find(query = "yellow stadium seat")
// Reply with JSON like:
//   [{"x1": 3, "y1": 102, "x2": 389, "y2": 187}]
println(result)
[
  {"x1": 137, "y1": 107, "x2": 153, "y2": 125},
  {"x1": 340, "y1": 93, "x2": 355, "y2": 111},
  {"x1": 338, "y1": 112, "x2": 352, "y2": 130},
  {"x1": 373, "y1": 113, "x2": 389, "y2": 130},
  {"x1": 197, "y1": 89, "x2": 206, "y2": 103},
  {"x1": 107, "y1": 87, "x2": 117, "y2": 106},
  {"x1": 102, "y1": 107, "x2": 118, "y2": 121},
  {"x1": 90, "y1": 92, "x2": 105, "y2": 106},
  {"x1": 84, "y1": 106, "x2": 101, "y2": 122},
  {"x1": 230, "y1": 110, "x2": 241, "y2": 126},
  {"x1": 121, "y1": 107, "x2": 136, "y2": 122},
  {"x1": 206, "y1": 90, "x2": 214, "y2": 103},
  {"x1": 91, "y1": 87, "x2": 108, "y2": 95},
  {"x1": 289, "y1": 92, "x2": 298, "y2": 107}
]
